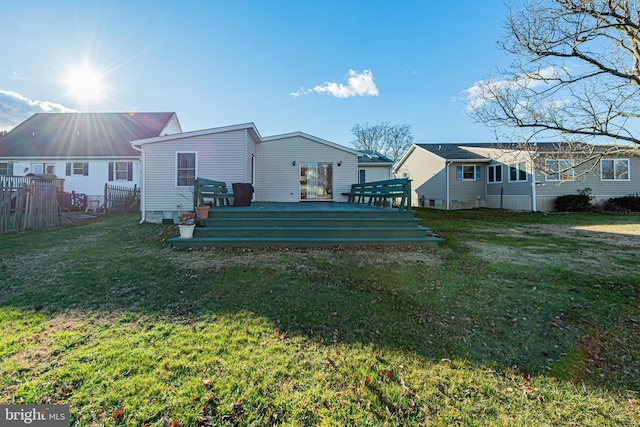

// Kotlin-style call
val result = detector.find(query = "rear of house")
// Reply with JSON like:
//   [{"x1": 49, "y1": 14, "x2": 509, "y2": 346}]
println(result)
[
  {"x1": 133, "y1": 124, "x2": 260, "y2": 224},
  {"x1": 256, "y1": 132, "x2": 360, "y2": 203},
  {"x1": 395, "y1": 143, "x2": 640, "y2": 211},
  {"x1": 394, "y1": 144, "x2": 489, "y2": 209},
  {"x1": 133, "y1": 125, "x2": 366, "y2": 223}
]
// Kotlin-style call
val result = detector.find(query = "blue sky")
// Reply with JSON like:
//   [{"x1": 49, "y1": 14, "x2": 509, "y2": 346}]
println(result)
[{"x1": 0, "y1": 0, "x2": 511, "y2": 146}]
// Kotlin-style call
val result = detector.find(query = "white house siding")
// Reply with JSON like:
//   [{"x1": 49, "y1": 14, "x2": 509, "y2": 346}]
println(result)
[
  {"x1": 256, "y1": 135, "x2": 358, "y2": 202},
  {"x1": 394, "y1": 147, "x2": 445, "y2": 207},
  {"x1": 6, "y1": 158, "x2": 139, "y2": 202},
  {"x1": 161, "y1": 115, "x2": 183, "y2": 135},
  {"x1": 245, "y1": 133, "x2": 257, "y2": 188},
  {"x1": 141, "y1": 129, "x2": 252, "y2": 222},
  {"x1": 358, "y1": 165, "x2": 391, "y2": 183}
]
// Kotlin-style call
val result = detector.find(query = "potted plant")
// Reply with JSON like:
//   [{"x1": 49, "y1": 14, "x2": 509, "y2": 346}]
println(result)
[
  {"x1": 177, "y1": 212, "x2": 196, "y2": 239},
  {"x1": 195, "y1": 204, "x2": 210, "y2": 219}
]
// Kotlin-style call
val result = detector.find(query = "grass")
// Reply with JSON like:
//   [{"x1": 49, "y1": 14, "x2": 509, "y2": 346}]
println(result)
[{"x1": 0, "y1": 209, "x2": 639, "y2": 426}]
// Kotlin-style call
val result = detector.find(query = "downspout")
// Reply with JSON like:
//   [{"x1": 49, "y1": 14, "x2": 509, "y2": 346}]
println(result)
[
  {"x1": 130, "y1": 142, "x2": 146, "y2": 224},
  {"x1": 445, "y1": 161, "x2": 452, "y2": 210},
  {"x1": 530, "y1": 157, "x2": 537, "y2": 212}
]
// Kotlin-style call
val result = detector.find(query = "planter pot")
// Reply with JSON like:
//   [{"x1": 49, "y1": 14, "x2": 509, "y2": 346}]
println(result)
[
  {"x1": 178, "y1": 224, "x2": 195, "y2": 239},
  {"x1": 195, "y1": 205, "x2": 209, "y2": 219}
]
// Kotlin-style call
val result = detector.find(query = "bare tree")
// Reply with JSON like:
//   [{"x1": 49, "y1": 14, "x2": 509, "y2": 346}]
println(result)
[
  {"x1": 468, "y1": 0, "x2": 640, "y2": 174},
  {"x1": 351, "y1": 122, "x2": 390, "y2": 154},
  {"x1": 351, "y1": 122, "x2": 414, "y2": 163},
  {"x1": 384, "y1": 124, "x2": 414, "y2": 163}
]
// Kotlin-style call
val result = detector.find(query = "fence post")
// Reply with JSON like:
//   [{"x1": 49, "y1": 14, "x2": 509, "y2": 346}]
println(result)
[{"x1": 104, "y1": 183, "x2": 109, "y2": 214}]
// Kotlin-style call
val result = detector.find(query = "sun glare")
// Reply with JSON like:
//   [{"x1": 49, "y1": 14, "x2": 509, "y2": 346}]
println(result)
[{"x1": 66, "y1": 66, "x2": 104, "y2": 101}]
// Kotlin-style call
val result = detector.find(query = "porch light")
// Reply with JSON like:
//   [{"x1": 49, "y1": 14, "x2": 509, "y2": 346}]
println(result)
[
  {"x1": 292, "y1": 161, "x2": 296, "y2": 166},
  {"x1": 337, "y1": 161, "x2": 342, "y2": 166}
]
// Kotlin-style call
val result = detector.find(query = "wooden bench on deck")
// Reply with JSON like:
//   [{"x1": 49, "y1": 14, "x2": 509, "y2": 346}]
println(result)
[
  {"x1": 342, "y1": 178, "x2": 412, "y2": 211},
  {"x1": 194, "y1": 177, "x2": 234, "y2": 208}
]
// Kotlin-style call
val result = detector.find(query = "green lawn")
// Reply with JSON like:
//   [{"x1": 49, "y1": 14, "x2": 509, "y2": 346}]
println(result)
[{"x1": 0, "y1": 210, "x2": 639, "y2": 426}]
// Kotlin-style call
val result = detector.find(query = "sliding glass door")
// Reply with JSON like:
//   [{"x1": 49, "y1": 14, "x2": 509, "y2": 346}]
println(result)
[{"x1": 300, "y1": 162, "x2": 333, "y2": 200}]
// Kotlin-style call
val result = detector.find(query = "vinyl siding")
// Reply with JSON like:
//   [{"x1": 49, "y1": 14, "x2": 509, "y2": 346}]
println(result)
[
  {"x1": 487, "y1": 195, "x2": 533, "y2": 211},
  {"x1": 256, "y1": 135, "x2": 357, "y2": 202},
  {"x1": 535, "y1": 157, "x2": 640, "y2": 198},
  {"x1": 358, "y1": 165, "x2": 392, "y2": 182},
  {"x1": 394, "y1": 147, "x2": 446, "y2": 206},
  {"x1": 448, "y1": 163, "x2": 485, "y2": 202},
  {"x1": 142, "y1": 129, "x2": 249, "y2": 211}
]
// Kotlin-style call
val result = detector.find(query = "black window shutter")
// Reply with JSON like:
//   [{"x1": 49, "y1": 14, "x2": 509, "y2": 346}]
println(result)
[
  {"x1": 8, "y1": 163, "x2": 13, "y2": 175},
  {"x1": 66, "y1": 162, "x2": 71, "y2": 176},
  {"x1": 127, "y1": 162, "x2": 133, "y2": 181},
  {"x1": 83, "y1": 162, "x2": 89, "y2": 176},
  {"x1": 108, "y1": 162, "x2": 114, "y2": 181}
]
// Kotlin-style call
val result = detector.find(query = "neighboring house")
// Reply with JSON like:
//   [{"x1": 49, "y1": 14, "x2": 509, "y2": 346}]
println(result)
[
  {"x1": 0, "y1": 112, "x2": 182, "y2": 202},
  {"x1": 131, "y1": 123, "x2": 374, "y2": 223},
  {"x1": 394, "y1": 142, "x2": 640, "y2": 211}
]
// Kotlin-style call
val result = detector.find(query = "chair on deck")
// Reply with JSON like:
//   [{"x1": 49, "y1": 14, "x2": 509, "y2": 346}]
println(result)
[{"x1": 232, "y1": 183, "x2": 254, "y2": 206}]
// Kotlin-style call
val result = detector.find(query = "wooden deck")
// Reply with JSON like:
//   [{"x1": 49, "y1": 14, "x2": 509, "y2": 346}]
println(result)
[{"x1": 170, "y1": 202, "x2": 443, "y2": 249}]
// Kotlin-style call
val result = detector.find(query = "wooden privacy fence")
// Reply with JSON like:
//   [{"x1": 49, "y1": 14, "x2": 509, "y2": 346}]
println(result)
[
  {"x1": 0, "y1": 180, "x2": 60, "y2": 234},
  {"x1": 104, "y1": 184, "x2": 140, "y2": 213}
]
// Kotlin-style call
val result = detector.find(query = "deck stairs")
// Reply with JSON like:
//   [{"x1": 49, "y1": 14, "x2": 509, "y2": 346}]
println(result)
[{"x1": 169, "y1": 203, "x2": 442, "y2": 249}]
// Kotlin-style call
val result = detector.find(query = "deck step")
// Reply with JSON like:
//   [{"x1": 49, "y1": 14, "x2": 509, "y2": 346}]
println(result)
[
  {"x1": 200, "y1": 217, "x2": 422, "y2": 228},
  {"x1": 170, "y1": 236, "x2": 443, "y2": 249},
  {"x1": 194, "y1": 226, "x2": 433, "y2": 239},
  {"x1": 171, "y1": 202, "x2": 443, "y2": 249}
]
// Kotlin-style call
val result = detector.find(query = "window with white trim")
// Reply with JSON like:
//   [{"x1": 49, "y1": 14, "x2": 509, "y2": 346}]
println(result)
[
  {"x1": 487, "y1": 164, "x2": 502, "y2": 183},
  {"x1": 545, "y1": 159, "x2": 575, "y2": 181},
  {"x1": 456, "y1": 165, "x2": 482, "y2": 181},
  {"x1": 31, "y1": 163, "x2": 55, "y2": 175},
  {"x1": 600, "y1": 159, "x2": 629, "y2": 181},
  {"x1": 65, "y1": 162, "x2": 88, "y2": 176},
  {"x1": 509, "y1": 161, "x2": 527, "y2": 182},
  {"x1": 0, "y1": 162, "x2": 11, "y2": 176},
  {"x1": 108, "y1": 161, "x2": 133, "y2": 181},
  {"x1": 176, "y1": 152, "x2": 196, "y2": 186}
]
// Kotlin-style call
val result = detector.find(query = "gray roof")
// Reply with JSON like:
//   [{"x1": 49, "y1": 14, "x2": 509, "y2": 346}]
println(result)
[
  {"x1": 0, "y1": 112, "x2": 176, "y2": 157},
  {"x1": 415, "y1": 142, "x2": 622, "y2": 160},
  {"x1": 358, "y1": 150, "x2": 393, "y2": 164},
  {"x1": 416, "y1": 143, "x2": 489, "y2": 160}
]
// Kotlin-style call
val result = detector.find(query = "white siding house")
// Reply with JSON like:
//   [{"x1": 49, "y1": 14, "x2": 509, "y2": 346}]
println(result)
[
  {"x1": 133, "y1": 123, "x2": 260, "y2": 224},
  {"x1": 257, "y1": 132, "x2": 360, "y2": 203},
  {"x1": 133, "y1": 126, "x2": 366, "y2": 223},
  {"x1": 0, "y1": 112, "x2": 181, "y2": 203},
  {"x1": 357, "y1": 151, "x2": 394, "y2": 184}
]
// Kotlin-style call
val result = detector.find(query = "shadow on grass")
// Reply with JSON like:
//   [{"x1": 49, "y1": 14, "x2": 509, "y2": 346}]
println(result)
[{"x1": 1, "y1": 213, "x2": 638, "y2": 394}]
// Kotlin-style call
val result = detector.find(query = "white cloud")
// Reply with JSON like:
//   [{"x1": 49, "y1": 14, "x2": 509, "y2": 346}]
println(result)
[
  {"x1": 9, "y1": 71, "x2": 25, "y2": 81},
  {"x1": 463, "y1": 66, "x2": 563, "y2": 111},
  {"x1": 291, "y1": 69, "x2": 379, "y2": 98},
  {"x1": 0, "y1": 90, "x2": 79, "y2": 131}
]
